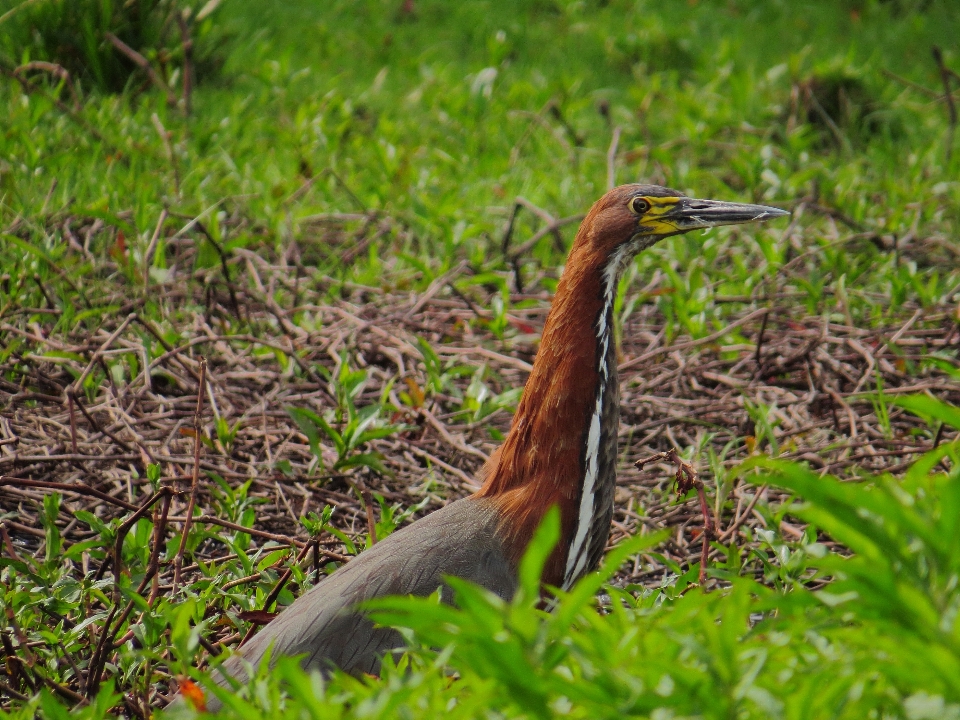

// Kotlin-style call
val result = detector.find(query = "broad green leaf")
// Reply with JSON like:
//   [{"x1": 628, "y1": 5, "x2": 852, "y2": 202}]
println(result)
[{"x1": 895, "y1": 394, "x2": 960, "y2": 431}]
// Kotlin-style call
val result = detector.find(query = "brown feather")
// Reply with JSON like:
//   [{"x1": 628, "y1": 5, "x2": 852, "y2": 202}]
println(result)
[{"x1": 475, "y1": 186, "x2": 650, "y2": 584}]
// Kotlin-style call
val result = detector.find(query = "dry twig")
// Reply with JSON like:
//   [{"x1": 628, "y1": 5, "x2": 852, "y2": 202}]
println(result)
[{"x1": 636, "y1": 448, "x2": 713, "y2": 585}]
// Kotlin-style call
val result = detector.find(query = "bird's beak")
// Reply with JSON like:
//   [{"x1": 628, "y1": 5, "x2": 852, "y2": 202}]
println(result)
[{"x1": 640, "y1": 197, "x2": 790, "y2": 236}]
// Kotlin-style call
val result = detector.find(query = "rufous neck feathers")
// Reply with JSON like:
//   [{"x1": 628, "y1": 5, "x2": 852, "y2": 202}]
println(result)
[{"x1": 475, "y1": 207, "x2": 638, "y2": 588}]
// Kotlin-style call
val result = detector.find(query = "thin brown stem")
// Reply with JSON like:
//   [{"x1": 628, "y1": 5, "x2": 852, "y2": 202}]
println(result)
[
  {"x1": 0, "y1": 476, "x2": 138, "y2": 512},
  {"x1": 176, "y1": 12, "x2": 193, "y2": 116},
  {"x1": 933, "y1": 46, "x2": 957, "y2": 162},
  {"x1": 357, "y1": 480, "x2": 378, "y2": 545},
  {"x1": 104, "y1": 33, "x2": 177, "y2": 106},
  {"x1": 237, "y1": 542, "x2": 313, "y2": 647},
  {"x1": 606, "y1": 125, "x2": 622, "y2": 190},
  {"x1": 636, "y1": 448, "x2": 712, "y2": 585},
  {"x1": 173, "y1": 357, "x2": 207, "y2": 594},
  {"x1": 67, "y1": 392, "x2": 78, "y2": 453}
]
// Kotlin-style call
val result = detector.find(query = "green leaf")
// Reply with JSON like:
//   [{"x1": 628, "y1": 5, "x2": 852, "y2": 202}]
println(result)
[
  {"x1": 74, "y1": 509, "x2": 110, "y2": 535},
  {"x1": 517, "y1": 505, "x2": 560, "y2": 603},
  {"x1": 895, "y1": 394, "x2": 960, "y2": 430},
  {"x1": 63, "y1": 538, "x2": 105, "y2": 561},
  {"x1": 336, "y1": 451, "x2": 389, "y2": 474},
  {"x1": 287, "y1": 406, "x2": 343, "y2": 459},
  {"x1": 553, "y1": 529, "x2": 670, "y2": 630},
  {"x1": 42, "y1": 492, "x2": 62, "y2": 565},
  {"x1": 353, "y1": 423, "x2": 403, "y2": 445},
  {"x1": 1, "y1": 233, "x2": 60, "y2": 266},
  {"x1": 38, "y1": 689, "x2": 70, "y2": 720}
]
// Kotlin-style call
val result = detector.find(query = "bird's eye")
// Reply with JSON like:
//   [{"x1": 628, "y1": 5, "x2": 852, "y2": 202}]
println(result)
[{"x1": 629, "y1": 197, "x2": 651, "y2": 215}]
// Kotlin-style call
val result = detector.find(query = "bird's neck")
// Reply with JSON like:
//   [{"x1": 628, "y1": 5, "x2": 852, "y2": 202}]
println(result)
[{"x1": 475, "y1": 240, "x2": 636, "y2": 588}]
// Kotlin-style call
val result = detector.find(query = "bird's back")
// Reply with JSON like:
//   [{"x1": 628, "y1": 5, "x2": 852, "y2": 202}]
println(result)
[{"x1": 207, "y1": 496, "x2": 514, "y2": 699}]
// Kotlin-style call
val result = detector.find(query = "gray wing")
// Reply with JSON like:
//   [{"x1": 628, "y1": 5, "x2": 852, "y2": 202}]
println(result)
[{"x1": 204, "y1": 497, "x2": 514, "y2": 704}]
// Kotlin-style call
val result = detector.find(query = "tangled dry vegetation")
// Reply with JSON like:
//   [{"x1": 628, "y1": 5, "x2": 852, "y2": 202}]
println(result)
[{"x1": 1, "y1": 204, "x2": 959, "y2": 706}]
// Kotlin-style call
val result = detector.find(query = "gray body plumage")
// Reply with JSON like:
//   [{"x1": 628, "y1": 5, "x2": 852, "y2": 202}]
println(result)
[{"x1": 201, "y1": 496, "x2": 515, "y2": 709}]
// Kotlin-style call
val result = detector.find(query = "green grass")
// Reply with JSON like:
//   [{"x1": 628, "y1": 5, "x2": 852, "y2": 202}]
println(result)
[
  {"x1": 2, "y1": 0, "x2": 960, "y2": 717},
  {"x1": 18, "y1": 427, "x2": 960, "y2": 720},
  {"x1": 4, "y1": 0, "x2": 959, "y2": 326}
]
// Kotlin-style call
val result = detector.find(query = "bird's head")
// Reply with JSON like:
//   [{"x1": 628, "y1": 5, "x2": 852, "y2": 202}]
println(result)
[{"x1": 577, "y1": 183, "x2": 789, "y2": 262}]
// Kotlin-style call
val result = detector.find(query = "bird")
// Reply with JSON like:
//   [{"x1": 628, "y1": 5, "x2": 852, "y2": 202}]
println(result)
[{"x1": 188, "y1": 184, "x2": 787, "y2": 709}]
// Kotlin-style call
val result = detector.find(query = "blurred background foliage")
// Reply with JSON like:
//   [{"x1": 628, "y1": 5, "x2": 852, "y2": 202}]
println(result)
[
  {"x1": 0, "y1": 0, "x2": 225, "y2": 96},
  {"x1": 2, "y1": 0, "x2": 957, "y2": 313}
]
